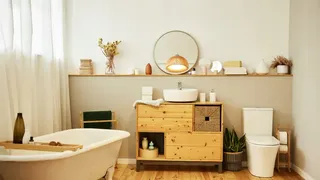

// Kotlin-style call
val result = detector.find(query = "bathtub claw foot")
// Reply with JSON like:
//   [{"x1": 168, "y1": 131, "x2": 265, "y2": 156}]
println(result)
[
  {"x1": 102, "y1": 171, "x2": 108, "y2": 180},
  {"x1": 103, "y1": 165, "x2": 115, "y2": 180}
]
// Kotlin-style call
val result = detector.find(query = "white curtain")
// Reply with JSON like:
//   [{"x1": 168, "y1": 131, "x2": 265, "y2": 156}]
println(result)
[{"x1": 0, "y1": 0, "x2": 71, "y2": 141}]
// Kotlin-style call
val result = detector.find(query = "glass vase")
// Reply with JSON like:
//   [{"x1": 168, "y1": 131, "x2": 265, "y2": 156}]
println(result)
[{"x1": 105, "y1": 56, "x2": 115, "y2": 74}]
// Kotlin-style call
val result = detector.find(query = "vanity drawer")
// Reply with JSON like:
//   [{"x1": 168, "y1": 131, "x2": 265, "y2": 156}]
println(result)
[
  {"x1": 137, "y1": 104, "x2": 193, "y2": 118},
  {"x1": 166, "y1": 146, "x2": 222, "y2": 161},
  {"x1": 166, "y1": 132, "x2": 221, "y2": 147},
  {"x1": 137, "y1": 118, "x2": 192, "y2": 132}
]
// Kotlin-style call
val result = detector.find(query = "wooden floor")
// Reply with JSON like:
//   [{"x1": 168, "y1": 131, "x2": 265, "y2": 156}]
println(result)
[{"x1": 112, "y1": 164, "x2": 304, "y2": 180}]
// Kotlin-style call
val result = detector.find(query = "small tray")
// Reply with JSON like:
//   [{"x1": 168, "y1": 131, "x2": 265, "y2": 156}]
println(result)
[{"x1": 0, "y1": 141, "x2": 83, "y2": 152}]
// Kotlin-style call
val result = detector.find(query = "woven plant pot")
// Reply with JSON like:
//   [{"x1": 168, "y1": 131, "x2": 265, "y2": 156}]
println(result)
[{"x1": 223, "y1": 151, "x2": 243, "y2": 171}]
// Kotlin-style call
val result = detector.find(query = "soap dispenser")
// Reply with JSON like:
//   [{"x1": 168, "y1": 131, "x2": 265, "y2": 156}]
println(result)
[
  {"x1": 209, "y1": 89, "x2": 216, "y2": 102},
  {"x1": 22, "y1": 128, "x2": 31, "y2": 144}
]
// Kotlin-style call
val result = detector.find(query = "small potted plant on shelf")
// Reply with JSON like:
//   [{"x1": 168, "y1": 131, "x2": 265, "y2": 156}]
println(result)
[
  {"x1": 223, "y1": 128, "x2": 246, "y2": 171},
  {"x1": 270, "y1": 56, "x2": 293, "y2": 75}
]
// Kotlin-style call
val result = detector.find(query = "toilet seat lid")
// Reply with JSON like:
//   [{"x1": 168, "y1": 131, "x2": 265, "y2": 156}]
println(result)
[{"x1": 247, "y1": 135, "x2": 280, "y2": 146}]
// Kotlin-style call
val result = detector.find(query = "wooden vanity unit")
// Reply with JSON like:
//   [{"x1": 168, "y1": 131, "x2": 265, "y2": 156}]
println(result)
[{"x1": 135, "y1": 102, "x2": 224, "y2": 172}]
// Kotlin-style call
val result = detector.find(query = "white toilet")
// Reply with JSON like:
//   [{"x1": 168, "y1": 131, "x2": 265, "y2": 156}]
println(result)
[{"x1": 243, "y1": 108, "x2": 280, "y2": 178}]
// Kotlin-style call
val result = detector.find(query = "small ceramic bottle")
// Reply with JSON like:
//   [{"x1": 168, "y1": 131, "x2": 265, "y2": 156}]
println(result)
[
  {"x1": 209, "y1": 89, "x2": 216, "y2": 102},
  {"x1": 29, "y1": 136, "x2": 35, "y2": 144},
  {"x1": 142, "y1": 137, "x2": 148, "y2": 149},
  {"x1": 13, "y1": 113, "x2": 25, "y2": 144},
  {"x1": 191, "y1": 68, "x2": 196, "y2": 75},
  {"x1": 256, "y1": 59, "x2": 269, "y2": 75},
  {"x1": 149, "y1": 141, "x2": 154, "y2": 150},
  {"x1": 145, "y1": 63, "x2": 152, "y2": 75},
  {"x1": 22, "y1": 128, "x2": 31, "y2": 144}
]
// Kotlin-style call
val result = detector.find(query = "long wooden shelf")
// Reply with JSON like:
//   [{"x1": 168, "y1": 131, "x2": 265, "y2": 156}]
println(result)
[{"x1": 69, "y1": 74, "x2": 293, "y2": 77}]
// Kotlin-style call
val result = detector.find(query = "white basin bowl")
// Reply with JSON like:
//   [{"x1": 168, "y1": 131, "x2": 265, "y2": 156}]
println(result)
[{"x1": 163, "y1": 89, "x2": 198, "y2": 102}]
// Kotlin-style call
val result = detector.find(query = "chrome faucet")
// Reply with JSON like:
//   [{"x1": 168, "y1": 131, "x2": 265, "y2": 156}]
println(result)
[{"x1": 178, "y1": 82, "x2": 182, "y2": 90}]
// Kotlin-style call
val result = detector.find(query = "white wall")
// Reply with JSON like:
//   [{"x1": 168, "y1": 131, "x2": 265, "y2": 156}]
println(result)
[
  {"x1": 66, "y1": 0, "x2": 290, "y2": 74},
  {"x1": 290, "y1": 0, "x2": 320, "y2": 179}
]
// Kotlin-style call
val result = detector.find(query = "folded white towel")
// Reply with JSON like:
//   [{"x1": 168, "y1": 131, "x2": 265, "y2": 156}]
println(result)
[
  {"x1": 280, "y1": 145, "x2": 288, "y2": 152},
  {"x1": 279, "y1": 131, "x2": 288, "y2": 145},
  {"x1": 133, "y1": 99, "x2": 164, "y2": 108}
]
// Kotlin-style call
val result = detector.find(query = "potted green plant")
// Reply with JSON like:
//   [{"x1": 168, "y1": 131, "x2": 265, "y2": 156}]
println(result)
[{"x1": 223, "y1": 128, "x2": 246, "y2": 171}]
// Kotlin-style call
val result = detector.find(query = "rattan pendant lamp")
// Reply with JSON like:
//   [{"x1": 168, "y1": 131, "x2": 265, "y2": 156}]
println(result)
[{"x1": 165, "y1": 54, "x2": 189, "y2": 73}]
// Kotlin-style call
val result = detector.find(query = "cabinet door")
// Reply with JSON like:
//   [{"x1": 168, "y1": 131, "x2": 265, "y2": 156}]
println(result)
[
  {"x1": 137, "y1": 104, "x2": 193, "y2": 118},
  {"x1": 166, "y1": 146, "x2": 222, "y2": 161},
  {"x1": 166, "y1": 132, "x2": 221, "y2": 147}
]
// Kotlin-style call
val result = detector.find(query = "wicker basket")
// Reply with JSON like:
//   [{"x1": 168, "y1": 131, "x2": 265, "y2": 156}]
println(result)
[
  {"x1": 223, "y1": 152, "x2": 243, "y2": 171},
  {"x1": 194, "y1": 106, "x2": 221, "y2": 132}
]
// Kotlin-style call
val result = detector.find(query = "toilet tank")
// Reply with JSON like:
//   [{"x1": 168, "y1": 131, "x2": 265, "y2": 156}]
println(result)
[{"x1": 243, "y1": 108, "x2": 273, "y2": 136}]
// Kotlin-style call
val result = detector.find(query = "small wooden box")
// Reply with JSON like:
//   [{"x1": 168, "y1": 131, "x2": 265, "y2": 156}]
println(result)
[
  {"x1": 139, "y1": 148, "x2": 159, "y2": 159},
  {"x1": 194, "y1": 106, "x2": 221, "y2": 132}
]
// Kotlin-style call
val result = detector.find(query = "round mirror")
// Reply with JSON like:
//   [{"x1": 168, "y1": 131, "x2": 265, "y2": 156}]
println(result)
[{"x1": 153, "y1": 30, "x2": 199, "y2": 74}]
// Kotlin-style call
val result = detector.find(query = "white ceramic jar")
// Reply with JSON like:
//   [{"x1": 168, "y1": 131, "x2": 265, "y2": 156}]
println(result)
[{"x1": 277, "y1": 65, "x2": 289, "y2": 74}]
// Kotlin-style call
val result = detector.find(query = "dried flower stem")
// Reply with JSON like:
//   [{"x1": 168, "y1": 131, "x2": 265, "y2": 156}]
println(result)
[
  {"x1": 98, "y1": 38, "x2": 121, "y2": 73},
  {"x1": 270, "y1": 56, "x2": 293, "y2": 69}
]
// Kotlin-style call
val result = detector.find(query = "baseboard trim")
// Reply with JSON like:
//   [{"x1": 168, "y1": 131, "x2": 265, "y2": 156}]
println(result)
[
  {"x1": 117, "y1": 158, "x2": 136, "y2": 164},
  {"x1": 116, "y1": 160, "x2": 277, "y2": 168},
  {"x1": 292, "y1": 164, "x2": 315, "y2": 180}
]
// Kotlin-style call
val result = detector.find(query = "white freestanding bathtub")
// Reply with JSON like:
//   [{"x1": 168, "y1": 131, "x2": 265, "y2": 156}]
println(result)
[{"x1": 0, "y1": 128, "x2": 130, "y2": 180}]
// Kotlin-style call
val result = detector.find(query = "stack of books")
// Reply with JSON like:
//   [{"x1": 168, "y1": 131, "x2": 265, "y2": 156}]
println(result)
[{"x1": 79, "y1": 59, "x2": 93, "y2": 75}]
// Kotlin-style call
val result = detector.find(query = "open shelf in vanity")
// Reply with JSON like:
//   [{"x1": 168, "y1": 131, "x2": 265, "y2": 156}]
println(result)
[{"x1": 135, "y1": 102, "x2": 224, "y2": 172}]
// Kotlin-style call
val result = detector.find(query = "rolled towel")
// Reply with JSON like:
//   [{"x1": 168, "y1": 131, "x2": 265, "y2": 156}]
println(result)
[
  {"x1": 279, "y1": 131, "x2": 288, "y2": 145},
  {"x1": 280, "y1": 145, "x2": 288, "y2": 152}
]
